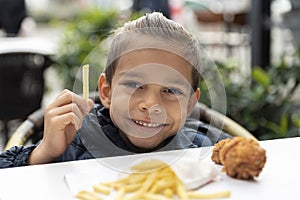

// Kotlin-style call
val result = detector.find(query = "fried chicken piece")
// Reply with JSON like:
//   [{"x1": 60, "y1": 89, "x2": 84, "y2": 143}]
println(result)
[
  {"x1": 211, "y1": 138, "x2": 231, "y2": 165},
  {"x1": 212, "y1": 137, "x2": 266, "y2": 180}
]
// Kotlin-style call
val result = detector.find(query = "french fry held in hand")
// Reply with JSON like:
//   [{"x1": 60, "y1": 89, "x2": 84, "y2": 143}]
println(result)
[
  {"x1": 75, "y1": 159, "x2": 230, "y2": 200},
  {"x1": 82, "y1": 64, "x2": 89, "y2": 102}
]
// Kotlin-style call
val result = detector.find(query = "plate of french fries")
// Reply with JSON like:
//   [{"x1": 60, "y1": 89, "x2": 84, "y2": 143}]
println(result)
[{"x1": 65, "y1": 154, "x2": 231, "y2": 200}]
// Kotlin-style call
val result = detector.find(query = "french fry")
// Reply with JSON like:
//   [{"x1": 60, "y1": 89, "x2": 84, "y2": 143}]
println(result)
[
  {"x1": 138, "y1": 172, "x2": 157, "y2": 193},
  {"x1": 75, "y1": 190, "x2": 103, "y2": 200},
  {"x1": 93, "y1": 183, "x2": 111, "y2": 195},
  {"x1": 149, "y1": 177, "x2": 174, "y2": 193},
  {"x1": 143, "y1": 192, "x2": 173, "y2": 200},
  {"x1": 102, "y1": 174, "x2": 132, "y2": 187},
  {"x1": 131, "y1": 159, "x2": 167, "y2": 172},
  {"x1": 163, "y1": 188, "x2": 174, "y2": 198},
  {"x1": 176, "y1": 178, "x2": 189, "y2": 200},
  {"x1": 124, "y1": 173, "x2": 157, "y2": 200},
  {"x1": 123, "y1": 182, "x2": 142, "y2": 193},
  {"x1": 82, "y1": 64, "x2": 89, "y2": 102},
  {"x1": 127, "y1": 173, "x2": 148, "y2": 184},
  {"x1": 187, "y1": 190, "x2": 231, "y2": 199},
  {"x1": 75, "y1": 159, "x2": 231, "y2": 200},
  {"x1": 115, "y1": 187, "x2": 125, "y2": 200}
]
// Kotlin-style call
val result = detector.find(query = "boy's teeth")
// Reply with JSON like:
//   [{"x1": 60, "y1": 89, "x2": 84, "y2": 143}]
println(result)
[{"x1": 134, "y1": 120, "x2": 162, "y2": 127}]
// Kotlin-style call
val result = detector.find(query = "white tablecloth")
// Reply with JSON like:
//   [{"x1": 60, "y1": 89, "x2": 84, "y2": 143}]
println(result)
[{"x1": 0, "y1": 137, "x2": 299, "y2": 200}]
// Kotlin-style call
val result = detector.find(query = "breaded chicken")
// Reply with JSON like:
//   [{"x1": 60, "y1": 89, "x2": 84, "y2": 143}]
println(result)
[{"x1": 212, "y1": 137, "x2": 266, "y2": 180}]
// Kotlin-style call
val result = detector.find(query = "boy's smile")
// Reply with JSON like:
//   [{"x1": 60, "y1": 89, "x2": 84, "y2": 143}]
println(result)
[{"x1": 99, "y1": 49, "x2": 200, "y2": 151}]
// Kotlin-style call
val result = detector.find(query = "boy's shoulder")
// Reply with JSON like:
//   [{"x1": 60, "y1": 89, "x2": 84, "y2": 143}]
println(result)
[
  {"x1": 184, "y1": 118, "x2": 232, "y2": 145},
  {"x1": 179, "y1": 126, "x2": 213, "y2": 147}
]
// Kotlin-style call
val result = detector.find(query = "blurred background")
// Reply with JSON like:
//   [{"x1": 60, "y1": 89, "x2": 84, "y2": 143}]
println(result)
[{"x1": 0, "y1": 0, "x2": 299, "y2": 150}]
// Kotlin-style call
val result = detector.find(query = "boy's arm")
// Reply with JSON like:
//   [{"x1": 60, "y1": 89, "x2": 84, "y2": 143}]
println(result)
[
  {"x1": 0, "y1": 145, "x2": 37, "y2": 168},
  {"x1": 28, "y1": 89, "x2": 94, "y2": 165}
]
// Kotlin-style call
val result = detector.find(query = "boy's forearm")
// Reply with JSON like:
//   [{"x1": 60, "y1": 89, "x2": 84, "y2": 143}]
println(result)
[{"x1": 28, "y1": 143, "x2": 56, "y2": 165}]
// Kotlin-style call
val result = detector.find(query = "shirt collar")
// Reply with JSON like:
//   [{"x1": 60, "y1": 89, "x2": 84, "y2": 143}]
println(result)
[{"x1": 94, "y1": 103, "x2": 197, "y2": 152}]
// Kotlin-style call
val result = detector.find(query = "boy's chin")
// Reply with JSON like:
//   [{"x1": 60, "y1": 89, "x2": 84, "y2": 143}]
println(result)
[{"x1": 127, "y1": 136, "x2": 162, "y2": 150}]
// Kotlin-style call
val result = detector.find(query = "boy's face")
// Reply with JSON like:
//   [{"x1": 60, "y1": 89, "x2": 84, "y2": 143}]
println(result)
[{"x1": 99, "y1": 49, "x2": 200, "y2": 150}]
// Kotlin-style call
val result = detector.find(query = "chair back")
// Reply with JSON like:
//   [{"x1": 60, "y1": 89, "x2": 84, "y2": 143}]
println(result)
[{"x1": 0, "y1": 52, "x2": 52, "y2": 120}]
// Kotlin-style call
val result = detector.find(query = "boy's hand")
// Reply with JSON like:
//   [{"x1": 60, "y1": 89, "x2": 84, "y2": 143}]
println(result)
[{"x1": 29, "y1": 89, "x2": 94, "y2": 165}]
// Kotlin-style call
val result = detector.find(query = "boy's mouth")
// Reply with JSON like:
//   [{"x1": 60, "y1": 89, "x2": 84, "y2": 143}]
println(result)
[{"x1": 132, "y1": 119, "x2": 165, "y2": 128}]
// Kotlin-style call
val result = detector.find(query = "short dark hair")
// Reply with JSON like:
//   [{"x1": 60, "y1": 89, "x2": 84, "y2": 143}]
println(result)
[{"x1": 104, "y1": 12, "x2": 201, "y2": 91}]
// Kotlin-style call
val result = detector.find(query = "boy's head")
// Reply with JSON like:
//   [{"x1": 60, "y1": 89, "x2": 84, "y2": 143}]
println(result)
[
  {"x1": 98, "y1": 12, "x2": 201, "y2": 151},
  {"x1": 104, "y1": 12, "x2": 201, "y2": 91}
]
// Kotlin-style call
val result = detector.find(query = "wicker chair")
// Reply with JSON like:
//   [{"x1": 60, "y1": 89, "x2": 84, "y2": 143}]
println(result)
[{"x1": 0, "y1": 38, "x2": 55, "y2": 145}]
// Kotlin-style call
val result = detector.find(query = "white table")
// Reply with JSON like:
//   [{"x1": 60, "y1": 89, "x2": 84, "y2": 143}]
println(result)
[{"x1": 0, "y1": 137, "x2": 299, "y2": 200}]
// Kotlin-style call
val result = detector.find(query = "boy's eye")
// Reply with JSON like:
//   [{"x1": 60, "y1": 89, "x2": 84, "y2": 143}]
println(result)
[
  {"x1": 123, "y1": 81, "x2": 144, "y2": 89},
  {"x1": 163, "y1": 87, "x2": 184, "y2": 95}
]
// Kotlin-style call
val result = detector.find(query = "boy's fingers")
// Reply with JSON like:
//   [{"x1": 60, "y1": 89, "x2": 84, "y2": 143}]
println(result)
[
  {"x1": 87, "y1": 99, "x2": 94, "y2": 112},
  {"x1": 51, "y1": 112, "x2": 81, "y2": 131},
  {"x1": 46, "y1": 103, "x2": 84, "y2": 123},
  {"x1": 49, "y1": 90, "x2": 94, "y2": 114},
  {"x1": 49, "y1": 90, "x2": 77, "y2": 109},
  {"x1": 73, "y1": 96, "x2": 94, "y2": 114}
]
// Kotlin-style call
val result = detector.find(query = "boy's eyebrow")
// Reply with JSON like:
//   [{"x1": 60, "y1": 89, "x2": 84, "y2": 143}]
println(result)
[
  {"x1": 118, "y1": 71, "x2": 142, "y2": 78},
  {"x1": 167, "y1": 79, "x2": 193, "y2": 92}
]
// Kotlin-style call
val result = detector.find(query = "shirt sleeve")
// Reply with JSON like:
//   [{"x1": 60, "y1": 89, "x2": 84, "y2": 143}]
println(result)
[
  {"x1": 185, "y1": 118, "x2": 233, "y2": 144},
  {"x1": 0, "y1": 145, "x2": 37, "y2": 168},
  {"x1": 54, "y1": 134, "x2": 94, "y2": 162}
]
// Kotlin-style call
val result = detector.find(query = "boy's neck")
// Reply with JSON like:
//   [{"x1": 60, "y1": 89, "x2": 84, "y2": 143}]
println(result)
[{"x1": 118, "y1": 131, "x2": 175, "y2": 153}]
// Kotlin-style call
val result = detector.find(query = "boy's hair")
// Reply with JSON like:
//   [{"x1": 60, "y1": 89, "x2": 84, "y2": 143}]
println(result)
[{"x1": 104, "y1": 12, "x2": 201, "y2": 91}]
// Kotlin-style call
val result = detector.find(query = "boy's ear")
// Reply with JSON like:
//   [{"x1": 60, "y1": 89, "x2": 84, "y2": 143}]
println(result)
[
  {"x1": 98, "y1": 73, "x2": 111, "y2": 109},
  {"x1": 187, "y1": 88, "x2": 200, "y2": 115}
]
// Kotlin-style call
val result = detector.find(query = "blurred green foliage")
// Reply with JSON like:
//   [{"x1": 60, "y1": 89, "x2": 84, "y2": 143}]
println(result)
[
  {"x1": 200, "y1": 52, "x2": 300, "y2": 140},
  {"x1": 53, "y1": 9, "x2": 121, "y2": 90}
]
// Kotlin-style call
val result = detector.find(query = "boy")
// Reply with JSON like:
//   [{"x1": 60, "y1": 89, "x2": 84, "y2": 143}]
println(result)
[{"x1": 0, "y1": 12, "x2": 230, "y2": 168}]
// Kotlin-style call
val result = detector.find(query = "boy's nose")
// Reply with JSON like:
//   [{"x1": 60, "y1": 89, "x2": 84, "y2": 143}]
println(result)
[
  {"x1": 139, "y1": 103, "x2": 162, "y2": 114},
  {"x1": 137, "y1": 90, "x2": 162, "y2": 114}
]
